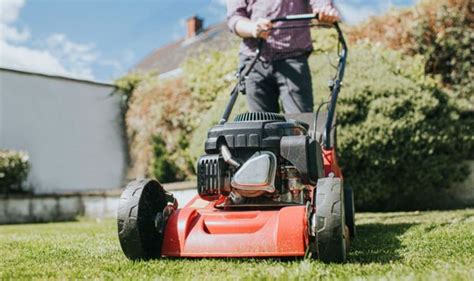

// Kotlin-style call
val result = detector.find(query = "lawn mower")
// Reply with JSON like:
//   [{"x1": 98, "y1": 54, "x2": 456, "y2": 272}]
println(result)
[{"x1": 117, "y1": 14, "x2": 355, "y2": 263}]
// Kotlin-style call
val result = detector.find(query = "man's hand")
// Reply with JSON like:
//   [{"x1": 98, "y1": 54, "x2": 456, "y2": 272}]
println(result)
[
  {"x1": 252, "y1": 18, "x2": 272, "y2": 39},
  {"x1": 314, "y1": 5, "x2": 341, "y2": 24},
  {"x1": 234, "y1": 18, "x2": 272, "y2": 39}
]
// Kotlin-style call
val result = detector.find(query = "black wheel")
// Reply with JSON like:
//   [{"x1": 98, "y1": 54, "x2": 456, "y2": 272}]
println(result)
[
  {"x1": 117, "y1": 179, "x2": 168, "y2": 260},
  {"x1": 344, "y1": 184, "x2": 356, "y2": 238},
  {"x1": 315, "y1": 177, "x2": 347, "y2": 263}
]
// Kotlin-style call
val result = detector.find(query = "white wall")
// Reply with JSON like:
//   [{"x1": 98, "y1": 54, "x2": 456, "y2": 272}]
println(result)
[{"x1": 0, "y1": 69, "x2": 127, "y2": 193}]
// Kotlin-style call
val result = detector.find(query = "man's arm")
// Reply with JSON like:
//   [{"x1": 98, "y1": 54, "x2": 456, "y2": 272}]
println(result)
[
  {"x1": 310, "y1": 0, "x2": 341, "y2": 23},
  {"x1": 226, "y1": 0, "x2": 271, "y2": 39}
]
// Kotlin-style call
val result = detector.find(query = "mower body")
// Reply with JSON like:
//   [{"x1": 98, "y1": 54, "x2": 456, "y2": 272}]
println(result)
[
  {"x1": 160, "y1": 112, "x2": 343, "y2": 258},
  {"x1": 117, "y1": 18, "x2": 353, "y2": 262}
]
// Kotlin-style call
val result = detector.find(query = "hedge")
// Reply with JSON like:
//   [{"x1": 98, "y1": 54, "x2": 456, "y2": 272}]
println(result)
[
  {"x1": 0, "y1": 150, "x2": 30, "y2": 194},
  {"x1": 348, "y1": 0, "x2": 473, "y2": 110},
  {"x1": 122, "y1": 77, "x2": 196, "y2": 180},
  {"x1": 331, "y1": 44, "x2": 469, "y2": 210}
]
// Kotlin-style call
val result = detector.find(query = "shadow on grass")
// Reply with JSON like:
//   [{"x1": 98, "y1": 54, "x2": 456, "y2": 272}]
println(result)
[{"x1": 348, "y1": 223, "x2": 415, "y2": 264}]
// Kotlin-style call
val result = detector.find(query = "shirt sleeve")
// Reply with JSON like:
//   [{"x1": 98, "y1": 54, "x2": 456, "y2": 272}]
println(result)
[
  {"x1": 226, "y1": 0, "x2": 249, "y2": 33},
  {"x1": 310, "y1": 0, "x2": 333, "y2": 9}
]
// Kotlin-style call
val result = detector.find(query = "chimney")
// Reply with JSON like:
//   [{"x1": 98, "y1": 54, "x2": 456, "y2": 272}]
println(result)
[{"x1": 186, "y1": 16, "x2": 203, "y2": 38}]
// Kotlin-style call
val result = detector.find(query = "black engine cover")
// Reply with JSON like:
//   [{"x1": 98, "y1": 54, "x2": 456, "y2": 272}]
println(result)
[
  {"x1": 204, "y1": 113, "x2": 308, "y2": 153},
  {"x1": 197, "y1": 112, "x2": 324, "y2": 200},
  {"x1": 280, "y1": 135, "x2": 324, "y2": 184}
]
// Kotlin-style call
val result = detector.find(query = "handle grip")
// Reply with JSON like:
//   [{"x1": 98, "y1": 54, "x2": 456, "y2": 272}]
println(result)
[{"x1": 271, "y1": 13, "x2": 318, "y2": 23}]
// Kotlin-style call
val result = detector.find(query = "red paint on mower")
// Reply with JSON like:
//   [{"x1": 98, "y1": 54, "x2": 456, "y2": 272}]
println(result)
[{"x1": 161, "y1": 198, "x2": 308, "y2": 257}]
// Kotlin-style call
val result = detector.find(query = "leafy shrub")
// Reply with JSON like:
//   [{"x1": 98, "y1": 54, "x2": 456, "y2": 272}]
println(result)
[
  {"x1": 114, "y1": 71, "x2": 157, "y2": 111},
  {"x1": 411, "y1": 1, "x2": 472, "y2": 94},
  {"x1": 0, "y1": 150, "x2": 30, "y2": 194},
  {"x1": 124, "y1": 78, "x2": 195, "y2": 180},
  {"x1": 328, "y1": 44, "x2": 470, "y2": 210},
  {"x1": 150, "y1": 136, "x2": 179, "y2": 183},
  {"x1": 183, "y1": 46, "x2": 240, "y2": 108},
  {"x1": 348, "y1": 0, "x2": 473, "y2": 108}
]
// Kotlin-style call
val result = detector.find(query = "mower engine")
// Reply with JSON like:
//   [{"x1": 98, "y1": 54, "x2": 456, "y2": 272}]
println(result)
[{"x1": 197, "y1": 112, "x2": 324, "y2": 206}]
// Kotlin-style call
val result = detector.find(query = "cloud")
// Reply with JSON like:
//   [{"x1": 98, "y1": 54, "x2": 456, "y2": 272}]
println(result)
[
  {"x1": 211, "y1": 0, "x2": 227, "y2": 7},
  {"x1": 0, "y1": 0, "x2": 29, "y2": 42},
  {"x1": 0, "y1": 24, "x2": 30, "y2": 42},
  {"x1": 179, "y1": 17, "x2": 187, "y2": 28},
  {"x1": 336, "y1": 0, "x2": 415, "y2": 25},
  {"x1": 336, "y1": 1, "x2": 385, "y2": 24},
  {"x1": 208, "y1": 0, "x2": 227, "y2": 21},
  {"x1": 212, "y1": 0, "x2": 226, "y2": 6},
  {"x1": 97, "y1": 49, "x2": 135, "y2": 79},
  {"x1": 0, "y1": 0, "x2": 98, "y2": 80},
  {"x1": 44, "y1": 33, "x2": 99, "y2": 79},
  {"x1": 0, "y1": 0, "x2": 25, "y2": 24},
  {"x1": 170, "y1": 17, "x2": 187, "y2": 41},
  {"x1": 0, "y1": 41, "x2": 70, "y2": 75}
]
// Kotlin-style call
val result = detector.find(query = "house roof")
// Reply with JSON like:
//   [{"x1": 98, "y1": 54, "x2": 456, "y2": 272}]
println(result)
[{"x1": 134, "y1": 22, "x2": 237, "y2": 75}]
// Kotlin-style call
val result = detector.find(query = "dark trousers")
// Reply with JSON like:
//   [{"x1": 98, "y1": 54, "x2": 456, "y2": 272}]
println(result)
[{"x1": 241, "y1": 55, "x2": 314, "y2": 113}]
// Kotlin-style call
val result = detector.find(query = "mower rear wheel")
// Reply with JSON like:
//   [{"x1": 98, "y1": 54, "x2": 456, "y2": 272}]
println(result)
[
  {"x1": 315, "y1": 177, "x2": 347, "y2": 263},
  {"x1": 344, "y1": 184, "x2": 356, "y2": 238},
  {"x1": 117, "y1": 179, "x2": 168, "y2": 260}
]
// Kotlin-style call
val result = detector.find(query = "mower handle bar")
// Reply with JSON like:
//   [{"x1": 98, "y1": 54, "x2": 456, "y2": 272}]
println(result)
[{"x1": 219, "y1": 13, "x2": 347, "y2": 150}]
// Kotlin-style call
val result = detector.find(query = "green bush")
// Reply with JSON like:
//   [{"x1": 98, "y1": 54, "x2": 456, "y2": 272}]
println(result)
[
  {"x1": 183, "y1": 47, "x2": 240, "y2": 109},
  {"x1": 328, "y1": 44, "x2": 470, "y2": 210},
  {"x1": 348, "y1": 0, "x2": 473, "y2": 110},
  {"x1": 150, "y1": 136, "x2": 180, "y2": 183},
  {"x1": 0, "y1": 150, "x2": 30, "y2": 194},
  {"x1": 410, "y1": 0, "x2": 473, "y2": 109},
  {"x1": 114, "y1": 71, "x2": 157, "y2": 111},
  {"x1": 123, "y1": 77, "x2": 196, "y2": 180}
]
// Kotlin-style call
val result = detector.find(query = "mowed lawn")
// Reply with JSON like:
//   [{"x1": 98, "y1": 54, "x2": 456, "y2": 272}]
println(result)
[{"x1": 1, "y1": 209, "x2": 473, "y2": 280}]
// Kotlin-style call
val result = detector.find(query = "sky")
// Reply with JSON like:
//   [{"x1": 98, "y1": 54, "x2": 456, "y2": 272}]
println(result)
[{"x1": 0, "y1": 0, "x2": 415, "y2": 82}]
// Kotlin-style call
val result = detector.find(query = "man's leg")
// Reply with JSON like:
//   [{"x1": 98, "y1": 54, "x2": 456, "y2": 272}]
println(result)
[
  {"x1": 243, "y1": 58, "x2": 280, "y2": 112},
  {"x1": 275, "y1": 56, "x2": 314, "y2": 113}
]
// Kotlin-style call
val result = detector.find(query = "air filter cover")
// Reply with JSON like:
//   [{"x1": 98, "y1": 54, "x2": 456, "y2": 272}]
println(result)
[{"x1": 231, "y1": 151, "x2": 277, "y2": 197}]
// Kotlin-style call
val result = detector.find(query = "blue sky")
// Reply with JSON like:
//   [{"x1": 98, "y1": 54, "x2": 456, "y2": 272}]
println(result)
[{"x1": 0, "y1": 0, "x2": 415, "y2": 82}]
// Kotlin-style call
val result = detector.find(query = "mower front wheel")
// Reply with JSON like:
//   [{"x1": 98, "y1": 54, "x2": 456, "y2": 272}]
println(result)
[
  {"x1": 314, "y1": 177, "x2": 347, "y2": 263},
  {"x1": 117, "y1": 179, "x2": 171, "y2": 260}
]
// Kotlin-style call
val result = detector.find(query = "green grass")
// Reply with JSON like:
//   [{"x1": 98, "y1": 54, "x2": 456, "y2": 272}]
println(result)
[{"x1": 1, "y1": 209, "x2": 473, "y2": 280}]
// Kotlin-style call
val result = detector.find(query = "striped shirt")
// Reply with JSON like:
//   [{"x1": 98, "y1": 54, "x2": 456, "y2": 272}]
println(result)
[{"x1": 226, "y1": 0, "x2": 333, "y2": 60}]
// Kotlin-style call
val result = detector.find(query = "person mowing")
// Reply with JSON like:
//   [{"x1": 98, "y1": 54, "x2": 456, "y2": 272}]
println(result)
[{"x1": 226, "y1": 0, "x2": 341, "y2": 113}]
